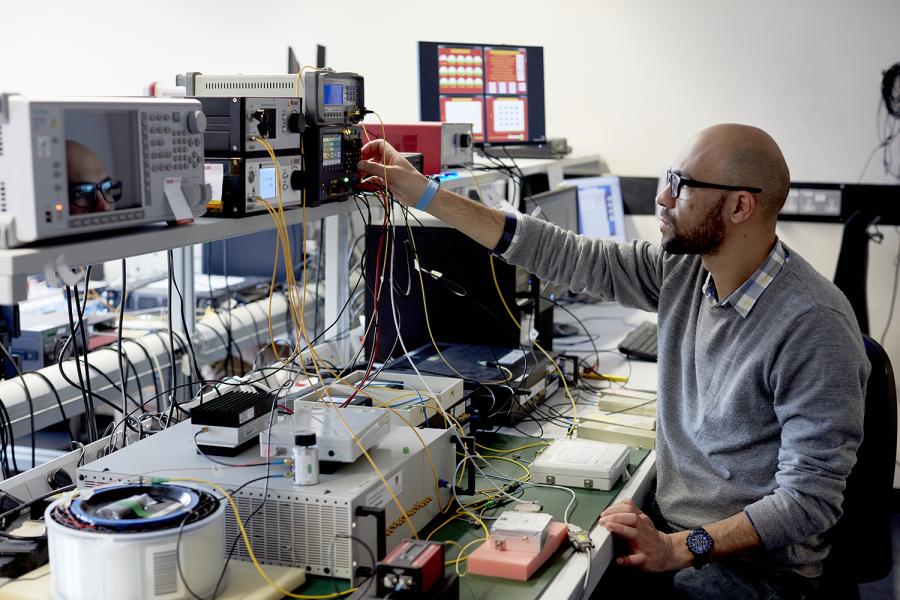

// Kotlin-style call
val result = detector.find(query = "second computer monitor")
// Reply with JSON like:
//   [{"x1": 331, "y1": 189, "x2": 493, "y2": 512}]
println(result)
[
  {"x1": 418, "y1": 41, "x2": 546, "y2": 145},
  {"x1": 563, "y1": 176, "x2": 627, "y2": 243},
  {"x1": 530, "y1": 186, "x2": 579, "y2": 233}
]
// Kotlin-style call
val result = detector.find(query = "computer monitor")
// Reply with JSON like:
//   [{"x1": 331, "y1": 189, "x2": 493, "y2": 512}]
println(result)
[
  {"x1": 202, "y1": 225, "x2": 307, "y2": 282},
  {"x1": 530, "y1": 186, "x2": 579, "y2": 233},
  {"x1": 418, "y1": 41, "x2": 546, "y2": 145},
  {"x1": 563, "y1": 176, "x2": 627, "y2": 243}
]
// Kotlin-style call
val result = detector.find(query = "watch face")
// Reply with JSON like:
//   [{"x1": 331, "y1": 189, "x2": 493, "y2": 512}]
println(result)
[{"x1": 686, "y1": 529, "x2": 713, "y2": 554}]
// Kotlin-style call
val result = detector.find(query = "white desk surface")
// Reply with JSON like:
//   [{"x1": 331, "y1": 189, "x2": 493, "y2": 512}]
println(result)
[{"x1": 0, "y1": 560, "x2": 306, "y2": 600}]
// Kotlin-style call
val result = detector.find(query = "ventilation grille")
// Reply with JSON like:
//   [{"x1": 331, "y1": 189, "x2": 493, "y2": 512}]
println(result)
[
  {"x1": 0, "y1": 182, "x2": 6, "y2": 213},
  {"x1": 400, "y1": 135, "x2": 419, "y2": 152},
  {"x1": 224, "y1": 494, "x2": 352, "y2": 575},
  {"x1": 200, "y1": 81, "x2": 295, "y2": 93}
]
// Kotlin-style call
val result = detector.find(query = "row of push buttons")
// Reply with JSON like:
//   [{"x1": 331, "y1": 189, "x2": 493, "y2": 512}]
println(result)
[
  {"x1": 71, "y1": 210, "x2": 145, "y2": 227},
  {"x1": 148, "y1": 112, "x2": 181, "y2": 122}
]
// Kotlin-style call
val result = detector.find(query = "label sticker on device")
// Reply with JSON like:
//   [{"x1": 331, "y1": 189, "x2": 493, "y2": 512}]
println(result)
[
  {"x1": 239, "y1": 408, "x2": 254, "y2": 425},
  {"x1": 365, "y1": 472, "x2": 403, "y2": 508},
  {"x1": 497, "y1": 349, "x2": 525, "y2": 365},
  {"x1": 204, "y1": 163, "x2": 224, "y2": 202}
]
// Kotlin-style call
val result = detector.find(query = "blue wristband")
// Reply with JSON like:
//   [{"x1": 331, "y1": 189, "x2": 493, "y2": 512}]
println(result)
[{"x1": 415, "y1": 178, "x2": 440, "y2": 211}]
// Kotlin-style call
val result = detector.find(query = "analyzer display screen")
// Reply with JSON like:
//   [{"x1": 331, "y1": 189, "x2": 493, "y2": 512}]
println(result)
[
  {"x1": 323, "y1": 84, "x2": 343, "y2": 105},
  {"x1": 64, "y1": 110, "x2": 142, "y2": 215},
  {"x1": 259, "y1": 167, "x2": 277, "y2": 199},
  {"x1": 322, "y1": 135, "x2": 342, "y2": 166}
]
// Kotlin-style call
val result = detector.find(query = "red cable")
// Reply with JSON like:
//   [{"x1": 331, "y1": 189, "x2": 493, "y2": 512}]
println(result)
[{"x1": 341, "y1": 191, "x2": 391, "y2": 407}]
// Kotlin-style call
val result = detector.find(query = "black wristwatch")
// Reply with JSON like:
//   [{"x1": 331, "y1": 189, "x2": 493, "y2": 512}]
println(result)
[{"x1": 685, "y1": 527, "x2": 714, "y2": 570}]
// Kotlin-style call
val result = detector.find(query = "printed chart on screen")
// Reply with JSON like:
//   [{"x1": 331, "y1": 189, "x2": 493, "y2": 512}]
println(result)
[
  {"x1": 567, "y1": 177, "x2": 627, "y2": 243},
  {"x1": 437, "y1": 46, "x2": 485, "y2": 94},
  {"x1": 485, "y1": 47, "x2": 528, "y2": 95},
  {"x1": 487, "y1": 97, "x2": 528, "y2": 141},
  {"x1": 441, "y1": 97, "x2": 484, "y2": 140}
]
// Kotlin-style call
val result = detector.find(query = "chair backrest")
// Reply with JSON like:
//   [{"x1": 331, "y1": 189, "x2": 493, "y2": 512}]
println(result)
[{"x1": 825, "y1": 335, "x2": 897, "y2": 582}]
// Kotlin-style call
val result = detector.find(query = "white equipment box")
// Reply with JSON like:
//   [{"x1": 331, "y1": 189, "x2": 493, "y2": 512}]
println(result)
[
  {"x1": 261, "y1": 403, "x2": 390, "y2": 463},
  {"x1": 530, "y1": 438, "x2": 630, "y2": 491},
  {"x1": 294, "y1": 371, "x2": 465, "y2": 427},
  {"x1": 490, "y1": 511, "x2": 553, "y2": 553},
  {"x1": 77, "y1": 421, "x2": 456, "y2": 579}
]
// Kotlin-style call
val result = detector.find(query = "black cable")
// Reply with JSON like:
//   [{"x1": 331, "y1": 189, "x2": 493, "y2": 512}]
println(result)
[
  {"x1": 24, "y1": 370, "x2": 76, "y2": 441},
  {"x1": 124, "y1": 337, "x2": 161, "y2": 400},
  {"x1": 158, "y1": 328, "x2": 192, "y2": 418},
  {"x1": 169, "y1": 254, "x2": 204, "y2": 395},
  {"x1": 333, "y1": 534, "x2": 376, "y2": 597},
  {"x1": 0, "y1": 402, "x2": 8, "y2": 478},
  {"x1": 0, "y1": 484, "x2": 76, "y2": 524},
  {"x1": 541, "y1": 295, "x2": 601, "y2": 370},
  {"x1": 206, "y1": 245, "x2": 233, "y2": 377},
  {"x1": 75, "y1": 357, "x2": 141, "y2": 411},
  {"x1": 221, "y1": 242, "x2": 239, "y2": 377},
  {"x1": 98, "y1": 344, "x2": 152, "y2": 404},
  {"x1": 73, "y1": 282, "x2": 98, "y2": 441},
  {"x1": 127, "y1": 338, "x2": 160, "y2": 407},
  {"x1": 314, "y1": 218, "x2": 325, "y2": 340},
  {"x1": 117, "y1": 259, "x2": 128, "y2": 449},
  {"x1": 0, "y1": 401, "x2": 19, "y2": 478},
  {"x1": 0, "y1": 342, "x2": 36, "y2": 468},
  {"x1": 64, "y1": 284, "x2": 96, "y2": 441},
  {"x1": 166, "y1": 251, "x2": 179, "y2": 423}
]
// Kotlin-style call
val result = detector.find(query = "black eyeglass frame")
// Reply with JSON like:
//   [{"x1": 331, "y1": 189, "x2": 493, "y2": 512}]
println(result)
[
  {"x1": 68, "y1": 177, "x2": 123, "y2": 208},
  {"x1": 666, "y1": 169, "x2": 762, "y2": 200}
]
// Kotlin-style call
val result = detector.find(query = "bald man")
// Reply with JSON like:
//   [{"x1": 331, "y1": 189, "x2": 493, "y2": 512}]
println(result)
[
  {"x1": 358, "y1": 124, "x2": 868, "y2": 600},
  {"x1": 66, "y1": 140, "x2": 118, "y2": 215}
]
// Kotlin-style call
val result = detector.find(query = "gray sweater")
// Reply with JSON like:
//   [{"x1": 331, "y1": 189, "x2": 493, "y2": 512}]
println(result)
[{"x1": 501, "y1": 214, "x2": 868, "y2": 577}]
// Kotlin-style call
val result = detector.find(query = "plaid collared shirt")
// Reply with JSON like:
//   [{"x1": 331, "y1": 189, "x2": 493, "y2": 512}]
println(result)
[{"x1": 702, "y1": 240, "x2": 788, "y2": 318}]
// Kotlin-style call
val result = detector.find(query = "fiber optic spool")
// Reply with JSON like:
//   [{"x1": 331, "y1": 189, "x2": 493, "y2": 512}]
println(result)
[{"x1": 46, "y1": 482, "x2": 226, "y2": 600}]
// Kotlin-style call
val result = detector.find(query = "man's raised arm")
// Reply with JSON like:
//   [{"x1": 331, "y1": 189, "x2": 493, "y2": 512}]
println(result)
[{"x1": 357, "y1": 139, "x2": 506, "y2": 250}]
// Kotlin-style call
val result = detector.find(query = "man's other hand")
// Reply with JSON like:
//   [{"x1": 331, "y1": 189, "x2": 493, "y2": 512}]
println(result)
[{"x1": 599, "y1": 499, "x2": 687, "y2": 572}]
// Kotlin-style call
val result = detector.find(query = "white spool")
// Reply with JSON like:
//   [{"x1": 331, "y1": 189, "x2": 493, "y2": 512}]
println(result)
[{"x1": 45, "y1": 488, "x2": 226, "y2": 600}]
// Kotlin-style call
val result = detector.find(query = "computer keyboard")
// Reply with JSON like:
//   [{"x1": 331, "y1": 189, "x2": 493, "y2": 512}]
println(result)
[{"x1": 618, "y1": 321, "x2": 658, "y2": 362}]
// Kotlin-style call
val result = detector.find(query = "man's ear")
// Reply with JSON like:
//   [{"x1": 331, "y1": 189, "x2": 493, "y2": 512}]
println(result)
[{"x1": 729, "y1": 191, "x2": 757, "y2": 225}]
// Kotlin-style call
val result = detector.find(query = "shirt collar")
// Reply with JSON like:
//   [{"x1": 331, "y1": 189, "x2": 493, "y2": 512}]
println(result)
[{"x1": 702, "y1": 240, "x2": 788, "y2": 318}]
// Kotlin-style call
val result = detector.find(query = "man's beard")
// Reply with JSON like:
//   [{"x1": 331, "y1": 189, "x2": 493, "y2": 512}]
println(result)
[{"x1": 661, "y1": 194, "x2": 728, "y2": 255}]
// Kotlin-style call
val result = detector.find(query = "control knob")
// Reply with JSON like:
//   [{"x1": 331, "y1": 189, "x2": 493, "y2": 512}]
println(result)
[
  {"x1": 290, "y1": 170, "x2": 306, "y2": 191},
  {"x1": 287, "y1": 113, "x2": 306, "y2": 134},
  {"x1": 187, "y1": 110, "x2": 207, "y2": 134}
]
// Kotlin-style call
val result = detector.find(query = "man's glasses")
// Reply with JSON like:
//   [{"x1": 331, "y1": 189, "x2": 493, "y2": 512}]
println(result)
[
  {"x1": 69, "y1": 178, "x2": 123, "y2": 208},
  {"x1": 666, "y1": 169, "x2": 762, "y2": 200}
]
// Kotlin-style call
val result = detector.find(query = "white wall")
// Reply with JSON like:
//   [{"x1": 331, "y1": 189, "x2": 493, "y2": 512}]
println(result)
[{"x1": 4, "y1": 0, "x2": 900, "y2": 467}]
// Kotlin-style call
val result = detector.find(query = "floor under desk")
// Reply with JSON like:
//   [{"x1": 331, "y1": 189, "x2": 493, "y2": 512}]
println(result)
[{"x1": 296, "y1": 432, "x2": 652, "y2": 599}]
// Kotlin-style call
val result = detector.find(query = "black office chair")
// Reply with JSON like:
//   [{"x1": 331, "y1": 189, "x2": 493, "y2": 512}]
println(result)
[{"x1": 822, "y1": 335, "x2": 897, "y2": 599}]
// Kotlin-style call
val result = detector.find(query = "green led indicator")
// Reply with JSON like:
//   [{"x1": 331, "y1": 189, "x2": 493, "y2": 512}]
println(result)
[{"x1": 343, "y1": 177, "x2": 350, "y2": 183}]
